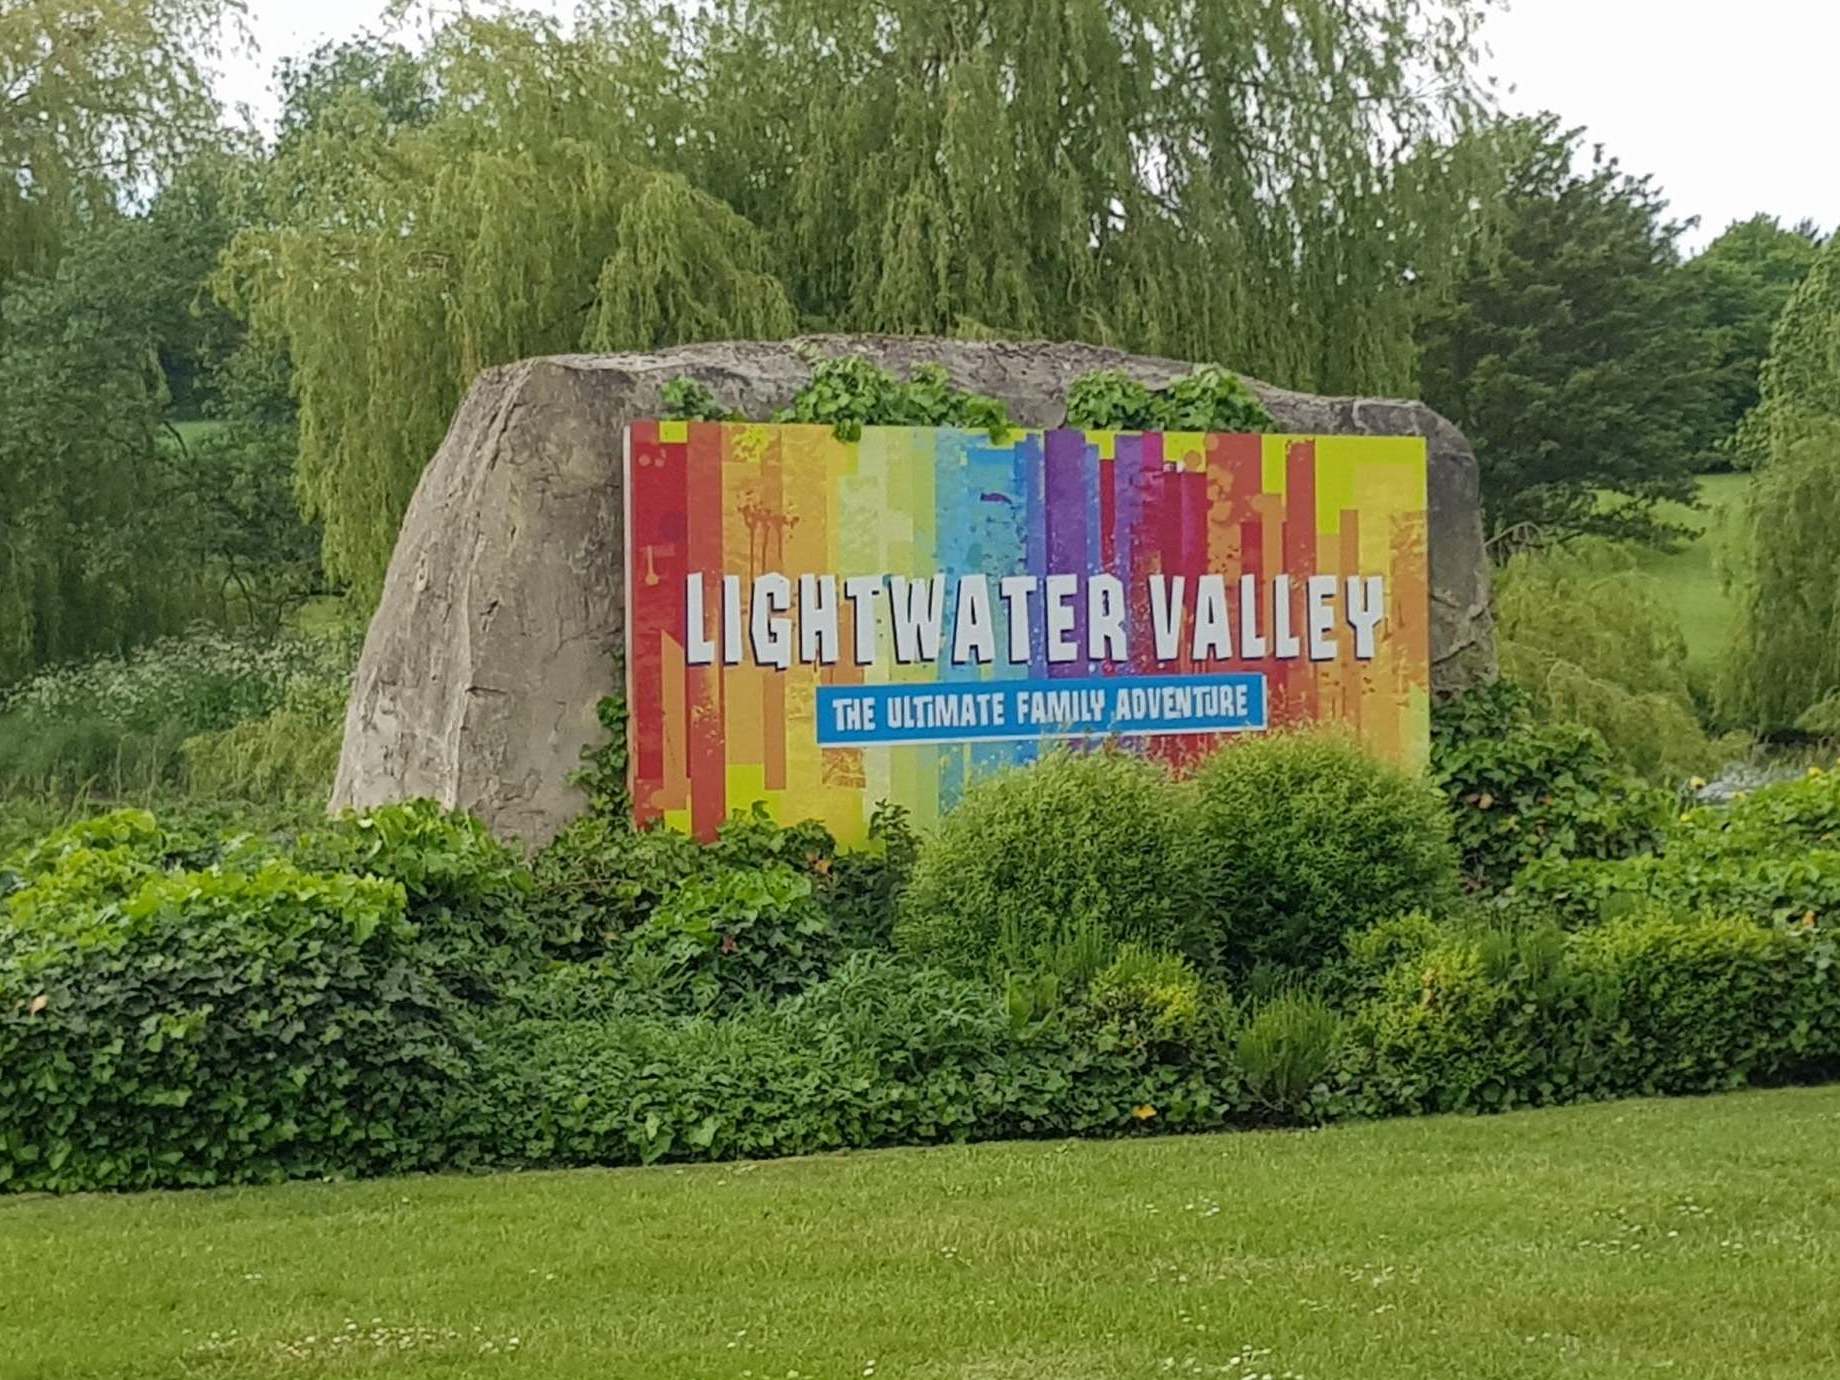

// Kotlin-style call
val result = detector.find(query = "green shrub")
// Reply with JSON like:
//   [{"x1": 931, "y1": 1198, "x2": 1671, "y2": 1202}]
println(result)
[
  {"x1": 1084, "y1": 946, "x2": 1205, "y2": 1047},
  {"x1": 1512, "y1": 768, "x2": 1840, "y2": 928},
  {"x1": 1064, "y1": 365, "x2": 1273, "y2": 433},
  {"x1": 659, "y1": 376, "x2": 736, "y2": 422},
  {"x1": 462, "y1": 955, "x2": 1248, "y2": 1169},
  {"x1": 1570, "y1": 913, "x2": 1839, "y2": 1094},
  {"x1": 1432, "y1": 682, "x2": 1669, "y2": 891},
  {"x1": 0, "y1": 798, "x2": 78, "y2": 863},
  {"x1": 0, "y1": 804, "x2": 302, "y2": 902},
  {"x1": 1236, "y1": 990, "x2": 1342, "y2": 1115},
  {"x1": 179, "y1": 705, "x2": 342, "y2": 803},
  {"x1": 299, "y1": 801, "x2": 539, "y2": 998},
  {"x1": 1339, "y1": 911, "x2": 1840, "y2": 1116},
  {"x1": 1494, "y1": 539, "x2": 1746, "y2": 781},
  {"x1": 822, "y1": 802, "x2": 920, "y2": 950},
  {"x1": 0, "y1": 860, "x2": 468, "y2": 1191},
  {"x1": 532, "y1": 803, "x2": 911, "y2": 960},
  {"x1": 1679, "y1": 766, "x2": 1840, "y2": 853},
  {"x1": 1516, "y1": 849, "x2": 1840, "y2": 930},
  {"x1": 1326, "y1": 911, "x2": 1446, "y2": 1004},
  {"x1": 1338, "y1": 920, "x2": 1612, "y2": 1115},
  {"x1": 531, "y1": 814, "x2": 707, "y2": 957},
  {"x1": 628, "y1": 861, "x2": 839, "y2": 1007},
  {"x1": 1188, "y1": 730, "x2": 1458, "y2": 974},
  {"x1": 775, "y1": 358, "x2": 1009, "y2": 441},
  {"x1": 0, "y1": 627, "x2": 355, "y2": 798},
  {"x1": 897, "y1": 750, "x2": 1199, "y2": 975}
]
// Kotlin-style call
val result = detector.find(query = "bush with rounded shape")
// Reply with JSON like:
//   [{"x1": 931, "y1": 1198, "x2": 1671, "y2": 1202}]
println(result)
[
  {"x1": 1085, "y1": 945, "x2": 1205, "y2": 1047},
  {"x1": 1189, "y1": 730, "x2": 1458, "y2": 973},
  {"x1": 896, "y1": 750, "x2": 1198, "y2": 975}
]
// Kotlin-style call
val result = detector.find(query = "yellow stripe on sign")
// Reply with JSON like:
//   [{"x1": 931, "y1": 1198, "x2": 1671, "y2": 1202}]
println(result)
[
  {"x1": 727, "y1": 761, "x2": 768, "y2": 815},
  {"x1": 1165, "y1": 431, "x2": 1207, "y2": 472},
  {"x1": 659, "y1": 419, "x2": 689, "y2": 444},
  {"x1": 1261, "y1": 434, "x2": 1291, "y2": 495},
  {"x1": 1312, "y1": 438, "x2": 1362, "y2": 536}
]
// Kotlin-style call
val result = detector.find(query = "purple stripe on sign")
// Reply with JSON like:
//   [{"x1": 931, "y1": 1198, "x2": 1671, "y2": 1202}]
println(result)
[
  {"x1": 1044, "y1": 429, "x2": 1090, "y2": 680},
  {"x1": 1023, "y1": 430, "x2": 1049, "y2": 678},
  {"x1": 1114, "y1": 432, "x2": 1147, "y2": 679}
]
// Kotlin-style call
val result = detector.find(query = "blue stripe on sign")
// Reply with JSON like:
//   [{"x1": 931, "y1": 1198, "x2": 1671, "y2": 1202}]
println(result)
[{"x1": 815, "y1": 674, "x2": 1268, "y2": 748}]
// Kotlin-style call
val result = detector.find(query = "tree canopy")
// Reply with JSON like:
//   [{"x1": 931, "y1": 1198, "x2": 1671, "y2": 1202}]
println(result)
[
  {"x1": 1724, "y1": 235, "x2": 1840, "y2": 730},
  {"x1": 1687, "y1": 215, "x2": 1825, "y2": 459},
  {"x1": 0, "y1": 0, "x2": 237, "y2": 283},
  {"x1": 1415, "y1": 116, "x2": 1722, "y2": 545},
  {"x1": 220, "y1": 0, "x2": 1505, "y2": 599}
]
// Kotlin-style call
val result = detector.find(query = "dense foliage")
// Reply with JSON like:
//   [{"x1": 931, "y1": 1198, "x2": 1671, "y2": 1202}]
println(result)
[
  {"x1": 1686, "y1": 216, "x2": 1824, "y2": 465},
  {"x1": 6, "y1": 723, "x2": 1840, "y2": 1191},
  {"x1": 0, "y1": 0, "x2": 233, "y2": 285},
  {"x1": 205, "y1": 0, "x2": 1504, "y2": 598},
  {"x1": 1431, "y1": 683, "x2": 1669, "y2": 892},
  {"x1": 1493, "y1": 540, "x2": 1746, "y2": 778},
  {"x1": 897, "y1": 751, "x2": 1200, "y2": 976},
  {"x1": 1724, "y1": 233, "x2": 1840, "y2": 730},
  {"x1": 1188, "y1": 733, "x2": 1459, "y2": 976},
  {"x1": 1417, "y1": 117, "x2": 1723, "y2": 545},
  {"x1": 6, "y1": 0, "x2": 1840, "y2": 1198},
  {"x1": 0, "y1": 627, "x2": 354, "y2": 799},
  {"x1": 1337, "y1": 911, "x2": 1839, "y2": 1115},
  {"x1": 0, "y1": 820, "x2": 466, "y2": 1191},
  {"x1": 1063, "y1": 367, "x2": 1273, "y2": 434}
]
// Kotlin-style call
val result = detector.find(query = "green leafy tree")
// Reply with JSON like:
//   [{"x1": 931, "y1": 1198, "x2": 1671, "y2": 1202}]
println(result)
[
  {"x1": 0, "y1": 0, "x2": 236, "y2": 283},
  {"x1": 220, "y1": 16, "x2": 798, "y2": 598},
  {"x1": 1737, "y1": 230, "x2": 1840, "y2": 468},
  {"x1": 0, "y1": 176, "x2": 316, "y2": 680},
  {"x1": 0, "y1": 219, "x2": 212, "y2": 681},
  {"x1": 1724, "y1": 236, "x2": 1840, "y2": 731},
  {"x1": 1417, "y1": 117, "x2": 1723, "y2": 545},
  {"x1": 1493, "y1": 540, "x2": 1744, "y2": 779},
  {"x1": 1686, "y1": 215, "x2": 1824, "y2": 463},
  {"x1": 223, "y1": 2, "x2": 1504, "y2": 601}
]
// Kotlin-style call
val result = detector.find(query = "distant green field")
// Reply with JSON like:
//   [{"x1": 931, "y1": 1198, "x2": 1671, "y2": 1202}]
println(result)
[
  {"x1": 1629, "y1": 472, "x2": 1749, "y2": 671},
  {"x1": 161, "y1": 418, "x2": 228, "y2": 449}
]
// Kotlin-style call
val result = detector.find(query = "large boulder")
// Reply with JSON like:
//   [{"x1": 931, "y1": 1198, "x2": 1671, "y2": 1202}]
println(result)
[{"x1": 330, "y1": 336, "x2": 1495, "y2": 846}]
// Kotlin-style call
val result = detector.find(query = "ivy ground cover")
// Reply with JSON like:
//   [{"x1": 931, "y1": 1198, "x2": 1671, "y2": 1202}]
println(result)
[{"x1": 6, "y1": 1084, "x2": 1840, "y2": 1380}]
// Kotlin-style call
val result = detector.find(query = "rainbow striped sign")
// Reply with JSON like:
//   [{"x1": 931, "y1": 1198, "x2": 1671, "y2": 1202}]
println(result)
[{"x1": 626, "y1": 422, "x2": 1429, "y2": 843}]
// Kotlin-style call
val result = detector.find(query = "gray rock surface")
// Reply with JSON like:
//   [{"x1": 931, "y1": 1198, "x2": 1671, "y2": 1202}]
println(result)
[{"x1": 330, "y1": 336, "x2": 1496, "y2": 845}]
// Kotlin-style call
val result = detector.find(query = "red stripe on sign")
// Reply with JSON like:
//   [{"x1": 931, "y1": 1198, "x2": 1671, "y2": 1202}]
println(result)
[{"x1": 687, "y1": 422, "x2": 727, "y2": 839}]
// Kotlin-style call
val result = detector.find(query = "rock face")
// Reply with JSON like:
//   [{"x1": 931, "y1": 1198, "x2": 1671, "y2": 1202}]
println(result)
[{"x1": 330, "y1": 336, "x2": 1496, "y2": 846}]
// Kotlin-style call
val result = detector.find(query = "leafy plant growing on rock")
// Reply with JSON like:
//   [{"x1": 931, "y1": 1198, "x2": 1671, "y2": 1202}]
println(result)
[
  {"x1": 1065, "y1": 365, "x2": 1272, "y2": 432},
  {"x1": 775, "y1": 357, "x2": 1010, "y2": 441}
]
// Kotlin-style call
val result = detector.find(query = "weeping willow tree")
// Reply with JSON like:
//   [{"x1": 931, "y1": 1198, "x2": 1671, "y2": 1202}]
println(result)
[
  {"x1": 1, "y1": 0, "x2": 239, "y2": 680},
  {"x1": 648, "y1": 0, "x2": 1503, "y2": 388},
  {"x1": 220, "y1": 16, "x2": 795, "y2": 598},
  {"x1": 1494, "y1": 540, "x2": 1745, "y2": 780},
  {"x1": 227, "y1": 0, "x2": 1502, "y2": 600},
  {"x1": 1724, "y1": 237, "x2": 1840, "y2": 732},
  {"x1": 0, "y1": 0, "x2": 234, "y2": 284}
]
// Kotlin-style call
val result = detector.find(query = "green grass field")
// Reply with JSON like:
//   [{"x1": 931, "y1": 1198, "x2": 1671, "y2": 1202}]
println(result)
[
  {"x1": 1629, "y1": 472, "x2": 1749, "y2": 670},
  {"x1": 7, "y1": 1085, "x2": 1840, "y2": 1380},
  {"x1": 162, "y1": 417, "x2": 228, "y2": 449}
]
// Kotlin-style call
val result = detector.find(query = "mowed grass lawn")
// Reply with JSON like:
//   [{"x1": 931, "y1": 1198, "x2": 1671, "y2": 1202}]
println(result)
[
  {"x1": 6, "y1": 1088, "x2": 1840, "y2": 1380},
  {"x1": 1629, "y1": 471, "x2": 1750, "y2": 671}
]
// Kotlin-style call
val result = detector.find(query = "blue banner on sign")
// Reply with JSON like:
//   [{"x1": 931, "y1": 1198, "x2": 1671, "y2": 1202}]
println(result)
[{"x1": 815, "y1": 674, "x2": 1268, "y2": 748}]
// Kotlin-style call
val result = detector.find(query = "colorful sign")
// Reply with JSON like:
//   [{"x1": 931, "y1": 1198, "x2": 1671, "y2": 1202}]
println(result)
[{"x1": 626, "y1": 422, "x2": 1429, "y2": 842}]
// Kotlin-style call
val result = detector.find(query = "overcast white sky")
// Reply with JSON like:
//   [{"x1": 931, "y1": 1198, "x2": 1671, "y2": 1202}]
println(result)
[{"x1": 216, "y1": 0, "x2": 1838, "y2": 251}]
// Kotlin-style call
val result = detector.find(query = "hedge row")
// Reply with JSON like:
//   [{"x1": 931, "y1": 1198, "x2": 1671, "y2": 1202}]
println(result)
[{"x1": 4, "y1": 719, "x2": 1838, "y2": 1192}]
